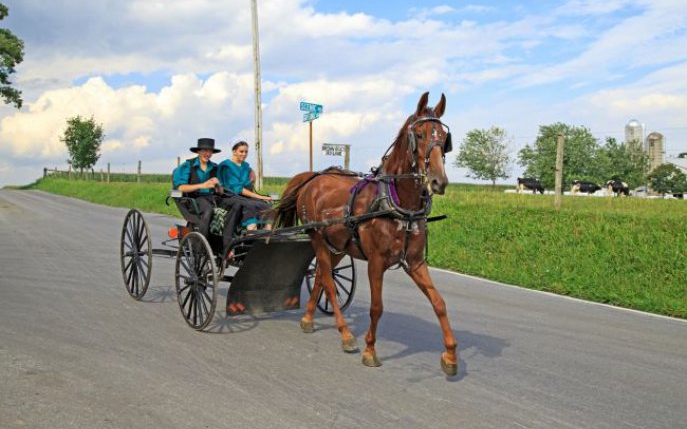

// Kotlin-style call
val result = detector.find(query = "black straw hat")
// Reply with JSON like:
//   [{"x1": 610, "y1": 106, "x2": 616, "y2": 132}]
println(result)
[{"x1": 190, "y1": 138, "x2": 221, "y2": 153}]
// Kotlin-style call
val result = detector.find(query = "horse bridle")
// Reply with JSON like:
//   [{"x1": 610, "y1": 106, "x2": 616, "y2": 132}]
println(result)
[{"x1": 406, "y1": 116, "x2": 452, "y2": 174}]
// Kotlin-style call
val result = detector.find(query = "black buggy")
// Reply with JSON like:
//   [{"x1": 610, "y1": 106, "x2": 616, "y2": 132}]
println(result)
[{"x1": 119, "y1": 191, "x2": 356, "y2": 330}]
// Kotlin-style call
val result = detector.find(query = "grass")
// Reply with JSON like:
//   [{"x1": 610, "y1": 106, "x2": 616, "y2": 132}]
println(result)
[{"x1": 22, "y1": 177, "x2": 687, "y2": 318}]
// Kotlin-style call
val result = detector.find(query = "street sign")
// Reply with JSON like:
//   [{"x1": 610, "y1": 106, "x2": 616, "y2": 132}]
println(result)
[
  {"x1": 322, "y1": 143, "x2": 347, "y2": 156},
  {"x1": 299, "y1": 101, "x2": 323, "y2": 114},
  {"x1": 303, "y1": 112, "x2": 320, "y2": 122}
]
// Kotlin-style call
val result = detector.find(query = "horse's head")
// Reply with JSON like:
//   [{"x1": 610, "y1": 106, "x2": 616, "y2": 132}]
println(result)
[{"x1": 405, "y1": 92, "x2": 451, "y2": 195}]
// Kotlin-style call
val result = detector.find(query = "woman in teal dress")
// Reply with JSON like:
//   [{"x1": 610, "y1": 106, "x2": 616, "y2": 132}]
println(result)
[{"x1": 218, "y1": 141, "x2": 272, "y2": 231}]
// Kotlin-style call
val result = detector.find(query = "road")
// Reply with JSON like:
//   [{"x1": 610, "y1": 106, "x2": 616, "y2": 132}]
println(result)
[{"x1": 1, "y1": 190, "x2": 686, "y2": 429}]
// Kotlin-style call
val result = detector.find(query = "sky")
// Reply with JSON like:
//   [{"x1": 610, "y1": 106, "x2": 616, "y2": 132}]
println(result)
[{"x1": 1, "y1": 0, "x2": 686, "y2": 187}]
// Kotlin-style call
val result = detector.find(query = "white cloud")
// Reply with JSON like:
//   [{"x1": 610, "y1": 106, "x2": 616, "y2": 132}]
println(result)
[{"x1": 3, "y1": 0, "x2": 687, "y2": 186}]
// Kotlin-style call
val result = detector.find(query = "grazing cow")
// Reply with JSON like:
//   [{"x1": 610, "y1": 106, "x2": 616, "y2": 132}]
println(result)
[
  {"x1": 517, "y1": 177, "x2": 544, "y2": 194},
  {"x1": 571, "y1": 180, "x2": 601, "y2": 195},
  {"x1": 606, "y1": 180, "x2": 630, "y2": 196}
]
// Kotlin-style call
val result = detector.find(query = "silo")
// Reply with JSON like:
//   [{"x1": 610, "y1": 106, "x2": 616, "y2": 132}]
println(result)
[
  {"x1": 646, "y1": 132, "x2": 665, "y2": 172},
  {"x1": 625, "y1": 119, "x2": 645, "y2": 144}
]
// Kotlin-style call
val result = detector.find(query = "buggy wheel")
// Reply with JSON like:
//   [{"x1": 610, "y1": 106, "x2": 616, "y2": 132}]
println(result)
[
  {"x1": 120, "y1": 209, "x2": 152, "y2": 300},
  {"x1": 305, "y1": 255, "x2": 356, "y2": 315},
  {"x1": 175, "y1": 232, "x2": 218, "y2": 331}
]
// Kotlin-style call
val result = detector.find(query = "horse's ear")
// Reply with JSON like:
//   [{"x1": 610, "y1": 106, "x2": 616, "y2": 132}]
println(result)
[
  {"x1": 434, "y1": 93, "x2": 446, "y2": 118},
  {"x1": 415, "y1": 92, "x2": 429, "y2": 116}
]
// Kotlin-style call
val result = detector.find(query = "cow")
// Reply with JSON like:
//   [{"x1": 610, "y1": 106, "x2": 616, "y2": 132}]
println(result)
[
  {"x1": 606, "y1": 180, "x2": 630, "y2": 196},
  {"x1": 517, "y1": 177, "x2": 545, "y2": 194},
  {"x1": 571, "y1": 180, "x2": 601, "y2": 195}
]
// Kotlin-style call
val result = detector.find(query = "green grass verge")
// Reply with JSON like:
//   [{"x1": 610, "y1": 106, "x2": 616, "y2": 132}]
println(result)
[{"x1": 24, "y1": 177, "x2": 687, "y2": 318}]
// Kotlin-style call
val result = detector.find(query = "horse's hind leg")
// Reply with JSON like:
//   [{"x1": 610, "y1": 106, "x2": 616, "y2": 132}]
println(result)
[
  {"x1": 305, "y1": 236, "x2": 358, "y2": 352},
  {"x1": 299, "y1": 252, "x2": 345, "y2": 333},
  {"x1": 407, "y1": 262, "x2": 458, "y2": 376},
  {"x1": 362, "y1": 258, "x2": 384, "y2": 367}
]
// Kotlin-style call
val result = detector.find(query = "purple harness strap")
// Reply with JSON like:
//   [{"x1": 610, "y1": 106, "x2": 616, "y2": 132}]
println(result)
[
  {"x1": 349, "y1": 175, "x2": 375, "y2": 194},
  {"x1": 349, "y1": 175, "x2": 401, "y2": 205},
  {"x1": 388, "y1": 180, "x2": 401, "y2": 206}
]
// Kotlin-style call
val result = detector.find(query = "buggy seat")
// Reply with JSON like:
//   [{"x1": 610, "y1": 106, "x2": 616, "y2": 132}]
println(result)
[{"x1": 168, "y1": 189, "x2": 203, "y2": 228}]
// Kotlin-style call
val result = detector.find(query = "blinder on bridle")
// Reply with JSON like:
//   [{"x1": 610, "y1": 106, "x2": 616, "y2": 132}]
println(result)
[{"x1": 406, "y1": 116, "x2": 452, "y2": 171}]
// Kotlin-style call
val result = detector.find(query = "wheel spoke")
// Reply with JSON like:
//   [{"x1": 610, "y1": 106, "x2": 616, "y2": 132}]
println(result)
[
  {"x1": 333, "y1": 273, "x2": 352, "y2": 282},
  {"x1": 334, "y1": 264, "x2": 352, "y2": 271},
  {"x1": 333, "y1": 277, "x2": 352, "y2": 297},
  {"x1": 179, "y1": 257, "x2": 192, "y2": 277},
  {"x1": 122, "y1": 257, "x2": 133, "y2": 275},
  {"x1": 177, "y1": 282, "x2": 191, "y2": 294},
  {"x1": 183, "y1": 291, "x2": 193, "y2": 320},
  {"x1": 139, "y1": 234, "x2": 149, "y2": 249}
]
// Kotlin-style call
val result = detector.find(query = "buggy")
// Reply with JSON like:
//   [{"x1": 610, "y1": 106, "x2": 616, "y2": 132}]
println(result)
[{"x1": 119, "y1": 191, "x2": 356, "y2": 330}]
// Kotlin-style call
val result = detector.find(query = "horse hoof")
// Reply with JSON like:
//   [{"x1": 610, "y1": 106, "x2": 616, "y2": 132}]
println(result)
[
  {"x1": 362, "y1": 352, "x2": 382, "y2": 367},
  {"x1": 341, "y1": 337, "x2": 359, "y2": 353},
  {"x1": 300, "y1": 319, "x2": 315, "y2": 333},
  {"x1": 441, "y1": 355, "x2": 458, "y2": 376}
]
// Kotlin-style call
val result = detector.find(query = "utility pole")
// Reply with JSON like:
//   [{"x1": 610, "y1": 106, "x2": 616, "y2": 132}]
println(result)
[
  {"x1": 554, "y1": 133, "x2": 565, "y2": 210},
  {"x1": 250, "y1": 0, "x2": 263, "y2": 189}
]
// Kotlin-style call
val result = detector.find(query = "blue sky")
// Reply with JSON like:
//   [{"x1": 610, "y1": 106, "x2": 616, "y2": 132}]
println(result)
[{"x1": 1, "y1": 0, "x2": 686, "y2": 187}]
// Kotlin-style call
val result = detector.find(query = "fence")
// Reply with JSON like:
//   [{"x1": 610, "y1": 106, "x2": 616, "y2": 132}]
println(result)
[{"x1": 43, "y1": 161, "x2": 171, "y2": 184}]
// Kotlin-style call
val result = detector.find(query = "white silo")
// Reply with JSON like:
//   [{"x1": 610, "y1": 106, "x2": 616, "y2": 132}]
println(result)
[
  {"x1": 625, "y1": 119, "x2": 645, "y2": 144},
  {"x1": 646, "y1": 132, "x2": 665, "y2": 172}
]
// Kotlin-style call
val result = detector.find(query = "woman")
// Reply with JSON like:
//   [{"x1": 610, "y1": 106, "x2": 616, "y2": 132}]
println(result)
[{"x1": 218, "y1": 141, "x2": 272, "y2": 231}]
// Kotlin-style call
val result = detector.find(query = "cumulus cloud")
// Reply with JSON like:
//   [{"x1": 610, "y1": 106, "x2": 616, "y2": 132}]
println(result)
[{"x1": 2, "y1": 0, "x2": 687, "y2": 186}]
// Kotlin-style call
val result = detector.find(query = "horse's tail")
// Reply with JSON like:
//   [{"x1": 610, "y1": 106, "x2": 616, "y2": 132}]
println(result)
[{"x1": 272, "y1": 171, "x2": 320, "y2": 228}]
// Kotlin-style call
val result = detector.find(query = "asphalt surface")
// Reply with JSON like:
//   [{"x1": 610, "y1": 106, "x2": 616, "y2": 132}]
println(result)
[{"x1": 1, "y1": 189, "x2": 686, "y2": 429}]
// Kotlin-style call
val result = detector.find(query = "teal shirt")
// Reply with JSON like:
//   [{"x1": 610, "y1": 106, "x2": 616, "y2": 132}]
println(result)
[
  {"x1": 172, "y1": 157, "x2": 218, "y2": 194},
  {"x1": 218, "y1": 160, "x2": 252, "y2": 195}
]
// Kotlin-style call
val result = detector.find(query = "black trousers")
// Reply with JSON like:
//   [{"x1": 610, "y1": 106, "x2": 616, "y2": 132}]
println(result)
[
  {"x1": 194, "y1": 195, "x2": 241, "y2": 255},
  {"x1": 220, "y1": 194, "x2": 271, "y2": 226}
]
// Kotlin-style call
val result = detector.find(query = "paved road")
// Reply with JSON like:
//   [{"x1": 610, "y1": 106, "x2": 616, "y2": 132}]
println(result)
[{"x1": 1, "y1": 190, "x2": 686, "y2": 429}]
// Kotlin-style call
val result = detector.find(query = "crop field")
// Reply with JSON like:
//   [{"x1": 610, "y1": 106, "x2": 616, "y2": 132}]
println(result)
[{"x1": 24, "y1": 177, "x2": 687, "y2": 318}]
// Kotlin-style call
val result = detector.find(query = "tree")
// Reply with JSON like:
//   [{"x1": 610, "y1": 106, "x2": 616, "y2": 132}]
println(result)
[
  {"x1": 61, "y1": 116, "x2": 104, "y2": 175},
  {"x1": 454, "y1": 126, "x2": 511, "y2": 187},
  {"x1": 0, "y1": 3, "x2": 24, "y2": 108},
  {"x1": 596, "y1": 137, "x2": 648, "y2": 189},
  {"x1": 647, "y1": 164, "x2": 687, "y2": 196},
  {"x1": 518, "y1": 123, "x2": 600, "y2": 189}
]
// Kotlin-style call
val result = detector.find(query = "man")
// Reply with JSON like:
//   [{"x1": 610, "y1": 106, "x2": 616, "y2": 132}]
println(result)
[{"x1": 172, "y1": 138, "x2": 240, "y2": 256}]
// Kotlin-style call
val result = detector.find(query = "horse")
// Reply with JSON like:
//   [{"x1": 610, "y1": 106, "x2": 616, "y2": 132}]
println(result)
[{"x1": 272, "y1": 92, "x2": 458, "y2": 376}]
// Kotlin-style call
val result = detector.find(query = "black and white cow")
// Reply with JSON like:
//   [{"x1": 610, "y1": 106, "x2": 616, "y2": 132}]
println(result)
[
  {"x1": 606, "y1": 180, "x2": 630, "y2": 196},
  {"x1": 571, "y1": 180, "x2": 601, "y2": 195},
  {"x1": 517, "y1": 177, "x2": 545, "y2": 194}
]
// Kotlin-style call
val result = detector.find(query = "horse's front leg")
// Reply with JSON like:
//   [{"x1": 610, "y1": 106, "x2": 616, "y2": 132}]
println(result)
[
  {"x1": 362, "y1": 257, "x2": 384, "y2": 367},
  {"x1": 407, "y1": 262, "x2": 458, "y2": 376}
]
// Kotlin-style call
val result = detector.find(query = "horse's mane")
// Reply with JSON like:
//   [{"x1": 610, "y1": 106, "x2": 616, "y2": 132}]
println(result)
[{"x1": 384, "y1": 107, "x2": 433, "y2": 174}]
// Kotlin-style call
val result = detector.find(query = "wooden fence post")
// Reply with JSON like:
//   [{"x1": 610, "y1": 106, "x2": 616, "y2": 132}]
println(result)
[
  {"x1": 137, "y1": 160, "x2": 142, "y2": 183},
  {"x1": 68, "y1": 165, "x2": 72, "y2": 180},
  {"x1": 554, "y1": 133, "x2": 565, "y2": 210},
  {"x1": 43, "y1": 167, "x2": 47, "y2": 178},
  {"x1": 107, "y1": 163, "x2": 110, "y2": 183},
  {"x1": 177, "y1": 157, "x2": 181, "y2": 167}
]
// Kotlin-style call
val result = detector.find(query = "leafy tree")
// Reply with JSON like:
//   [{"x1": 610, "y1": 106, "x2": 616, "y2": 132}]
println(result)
[
  {"x1": 0, "y1": 3, "x2": 24, "y2": 108},
  {"x1": 61, "y1": 116, "x2": 104, "y2": 175},
  {"x1": 518, "y1": 123, "x2": 600, "y2": 189},
  {"x1": 454, "y1": 126, "x2": 511, "y2": 187},
  {"x1": 596, "y1": 137, "x2": 648, "y2": 189},
  {"x1": 647, "y1": 164, "x2": 687, "y2": 196}
]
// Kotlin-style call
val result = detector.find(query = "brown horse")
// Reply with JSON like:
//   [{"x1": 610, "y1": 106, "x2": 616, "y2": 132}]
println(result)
[{"x1": 273, "y1": 92, "x2": 458, "y2": 376}]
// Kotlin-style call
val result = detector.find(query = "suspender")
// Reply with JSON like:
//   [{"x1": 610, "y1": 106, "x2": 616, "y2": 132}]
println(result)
[{"x1": 187, "y1": 157, "x2": 216, "y2": 185}]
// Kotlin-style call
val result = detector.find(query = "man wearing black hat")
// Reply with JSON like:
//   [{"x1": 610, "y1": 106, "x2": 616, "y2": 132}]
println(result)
[{"x1": 172, "y1": 138, "x2": 240, "y2": 256}]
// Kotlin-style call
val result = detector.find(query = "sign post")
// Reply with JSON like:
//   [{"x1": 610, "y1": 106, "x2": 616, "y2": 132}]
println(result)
[
  {"x1": 300, "y1": 101, "x2": 323, "y2": 171},
  {"x1": 322, "y1": 143, "x2": 350, "y2": 170}
]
